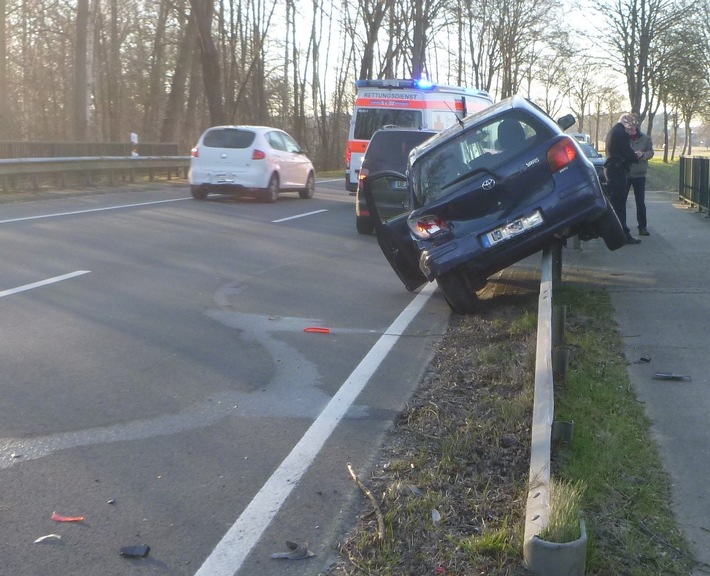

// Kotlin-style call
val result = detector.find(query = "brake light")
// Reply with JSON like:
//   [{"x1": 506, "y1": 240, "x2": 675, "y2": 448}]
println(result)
[
  {"x1": 252, "y1": 149, "x2": 266, "y2": 160},
  {"x1": 345, "y1": 146, "x2": 352, "y2": 168},
  {"x1": 191, "y1": 147, "x2": 199, "y2": 158},
  {"x1": 358, "y1": 167, "x2": 369, "y2": 181},
  {"x1": 547, "y1": 139, "x2": 578, "y2": 172},
  {"x1": 409, "y1": 215, "x2": 450, "y2": 239}
]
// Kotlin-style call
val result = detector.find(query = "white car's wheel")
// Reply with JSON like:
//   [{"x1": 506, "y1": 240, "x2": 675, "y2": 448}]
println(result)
[
  {"x1": 264, "y1": 174, "x2": 279, "y2": 203},
  {"x1": 299, "y1": 172, "x2": 315, "y2": 199}
]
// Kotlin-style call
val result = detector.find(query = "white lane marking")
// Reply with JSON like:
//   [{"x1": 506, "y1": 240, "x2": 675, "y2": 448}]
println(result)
[
  {"x1": 194, "y1": 282, "x2": 437, "y2": 576},
  {"x1": 0, "y1": 271, "x2": 91, "y2": 298},
  {"x1": 0, "y1": 198, "x2": 190, "y2": 224},
  {"x1": 271, "y1": 209, "x2": 328, "y2": 223}
]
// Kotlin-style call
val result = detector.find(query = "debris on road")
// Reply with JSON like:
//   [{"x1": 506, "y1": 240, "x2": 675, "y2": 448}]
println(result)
[
  {"x1": 34, "y1": 534, "x2": 62, "y2": 544},
  {"x1": 119, "y1": 545, "x2": 151, "y2": 558},
  {"x1": 653, "y1": 373, "x2": 691, "y2": 381},
  {"x1": 270, "y1": 540, "x2": 315, "y2": 560},
  {"x1": 51, "y1": 511, "x2": 85, "y2": 522}
]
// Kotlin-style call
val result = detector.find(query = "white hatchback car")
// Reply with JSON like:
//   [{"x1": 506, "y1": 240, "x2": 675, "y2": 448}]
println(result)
[{"x1": 189, "y1": 126, "x2": 316, "y2": 202}]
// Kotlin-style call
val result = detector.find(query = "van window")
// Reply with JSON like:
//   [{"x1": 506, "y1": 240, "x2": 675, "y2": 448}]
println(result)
[
  {"x1": 203, "y1": 128, "x2": 255, "y2": 149},
  {"x1": 354, "y1": 109, "x2": 423, "y2": 140}
]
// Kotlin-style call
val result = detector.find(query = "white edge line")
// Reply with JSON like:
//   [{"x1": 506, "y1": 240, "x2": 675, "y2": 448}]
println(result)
[
  {"x1": 0, "y1": 271, "x2": 91, "y2": 298},
  {"x1": 271, "y1": 209, "x2": 328, "y2": 223},
  {"x1": 194, "y1": 281, "x2": 437, "y2": 576},
  {"x1": 0, "y1": 197, "x2": 190, "y2": 224}
]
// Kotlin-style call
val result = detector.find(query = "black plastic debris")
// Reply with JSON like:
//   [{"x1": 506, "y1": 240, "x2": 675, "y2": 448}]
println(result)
[
  {"x1": 653, "y1": 372, "x2": 691, "y2": 381},
  {"x1": 120, "y1": 545, "x2": 150, "y2": 558},
  {"x1": 270, "y1": 540, "x2": 315, "y2": 560}
]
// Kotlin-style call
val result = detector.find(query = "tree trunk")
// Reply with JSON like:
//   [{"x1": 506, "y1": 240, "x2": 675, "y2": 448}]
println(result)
[
  {"x1": 161, "y1": 9, "x2": 197, "y2": 143},
  {"x1": 0, "y1": 0, "x2": 8, "y2": 138},
  {"x1": 74, "y1": 0, "x2": 90, "y2": 140},
  {"x1": 189, "y1": 0, "x2": 224, "y2": 126}
]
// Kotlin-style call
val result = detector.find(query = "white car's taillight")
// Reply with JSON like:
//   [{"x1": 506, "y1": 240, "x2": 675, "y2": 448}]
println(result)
[{"x1": 191, "y1": 147, "x2": 199, "y2": 158}]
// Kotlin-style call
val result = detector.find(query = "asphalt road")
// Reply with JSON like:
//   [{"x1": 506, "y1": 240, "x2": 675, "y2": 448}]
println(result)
[{"x1": 0, "y1": 180, "x2": 451, "y2": 575}]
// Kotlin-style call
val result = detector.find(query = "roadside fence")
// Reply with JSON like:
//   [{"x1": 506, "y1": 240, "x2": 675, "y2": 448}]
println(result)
[{"x1": 679, "y1": 155, "x2": 710, "y2": 212}]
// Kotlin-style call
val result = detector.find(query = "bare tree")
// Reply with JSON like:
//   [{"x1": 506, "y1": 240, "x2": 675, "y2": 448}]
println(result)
[{"x1": 190, "y1": 0, "x2": 224, "y2": 125}]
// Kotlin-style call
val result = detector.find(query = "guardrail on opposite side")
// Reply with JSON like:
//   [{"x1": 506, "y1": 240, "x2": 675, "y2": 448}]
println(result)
[{"x1": 0, "y1": 156, "x2": 191, "y2": 191}]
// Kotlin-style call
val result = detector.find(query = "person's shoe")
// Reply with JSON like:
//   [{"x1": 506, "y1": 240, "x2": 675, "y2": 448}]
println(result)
[
  {"x1": 638, "y1": 227, "x2": 650, "y2": 236},
  {"x1": 626, "y1": 234, "x2": 641, "y2": 244}
]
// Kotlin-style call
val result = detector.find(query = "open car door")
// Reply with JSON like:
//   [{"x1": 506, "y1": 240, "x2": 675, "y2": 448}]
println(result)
[{"x1": 362, "y1": 171, "x2": 428, "y2": 292}]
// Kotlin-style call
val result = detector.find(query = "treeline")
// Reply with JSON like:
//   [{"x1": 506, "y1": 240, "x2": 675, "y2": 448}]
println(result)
[{"x1": 0, "y1": 0, "x2": 707, "y2": 169}]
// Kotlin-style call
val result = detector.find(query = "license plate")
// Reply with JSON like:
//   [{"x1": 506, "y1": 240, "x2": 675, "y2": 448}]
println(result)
[
  {"x1": 216, "y1": 173, "x2": 234, "y2": 184},
  {"x1": 482, "y1": 211, "x2": 544, "y2": 247},
  {"x1": 393, "y1": 180, "x2": 407, "y2": 189}
]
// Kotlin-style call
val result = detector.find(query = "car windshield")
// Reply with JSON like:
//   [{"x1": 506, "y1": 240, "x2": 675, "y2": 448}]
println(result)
[{"x1": 410, "y1": 113, "x2": 544, "y2": 206}]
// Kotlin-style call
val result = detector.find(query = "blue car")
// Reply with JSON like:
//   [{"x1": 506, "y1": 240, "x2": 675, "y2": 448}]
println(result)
[{"x1": 363, "y1": 96, "x2": 626, "y2": 314}]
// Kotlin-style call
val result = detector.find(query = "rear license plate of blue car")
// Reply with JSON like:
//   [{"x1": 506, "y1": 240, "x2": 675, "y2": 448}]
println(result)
[{"x1": 482, "y1": 210, "x2": 544, "y2": 247}]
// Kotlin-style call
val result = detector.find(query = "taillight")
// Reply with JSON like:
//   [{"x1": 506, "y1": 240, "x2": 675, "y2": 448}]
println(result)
[
  {"x1": 191, "y1": 147, "x2": 199, "y2": 158},
  {"x1": 252, "y1": 149, "x2": 266, "y2": 160},
  {"x1": 358, "y1": 167, "x2": 369, "y2": 181},
  {"x1": 409, "y1": 215, "x2": 450, "y2": 239},
  {"x1": 345, "y1": 147, "x2": 352, "y2": 168},
  {"x1": 547, "y1": 138, "x2": 578, "y2": 172}
]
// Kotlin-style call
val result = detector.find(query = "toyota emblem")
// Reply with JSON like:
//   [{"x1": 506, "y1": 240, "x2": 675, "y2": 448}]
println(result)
[{"x1": 482, "y1": 178, "x2": 496, "y2": 190}]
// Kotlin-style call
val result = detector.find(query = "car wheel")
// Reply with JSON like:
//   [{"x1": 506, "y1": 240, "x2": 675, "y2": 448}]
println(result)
[
  {"x1": 436, "y1": 268, "x2": 480, "y2": 314},
  {"x1": 594, "y1": 201, "x2": 627, "y2": 250},
  {"x1": 299, "y1": 172, "x2": 315, "y2": 199},
  {"x1": 356, "y1": 215, "x2": 374, "y2": 235},
  {"x1": 191, "y1": 185, "x2": 208, "y2": 200},
  {"x1": 264, "y1": 174, "x2": 279, "y2": 203}
]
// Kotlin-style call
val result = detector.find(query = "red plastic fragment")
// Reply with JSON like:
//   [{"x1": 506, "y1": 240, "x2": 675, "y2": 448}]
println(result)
[
  {"x1": 304, "y1": 327, "x2": 331, "y2": 334},
  {"x1": 51, "y1": 511, "x2": 85, "y2": 522}
]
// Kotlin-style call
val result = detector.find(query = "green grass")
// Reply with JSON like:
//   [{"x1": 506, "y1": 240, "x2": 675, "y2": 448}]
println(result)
[
  {"x1": 646, "y1": 156, "x2": 679, "y2": 192},
  {"x1": 553, "y1": 286, "x2": 694, "y2": 575}
]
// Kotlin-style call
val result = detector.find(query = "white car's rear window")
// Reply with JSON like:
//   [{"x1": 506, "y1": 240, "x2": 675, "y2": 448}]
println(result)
[{"x1": 203, "y1": 129, "x2": 255, "y2": 149}]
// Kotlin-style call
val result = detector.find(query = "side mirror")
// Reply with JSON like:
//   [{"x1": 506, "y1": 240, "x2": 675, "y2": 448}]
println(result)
[{"x1": 557, "y1": 114, "x2": 576, "y2": 131}]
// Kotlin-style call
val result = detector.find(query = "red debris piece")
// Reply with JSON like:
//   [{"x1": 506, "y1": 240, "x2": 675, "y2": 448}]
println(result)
[
  {"x1": 304, "y1": 327, "x2": 331, "y2": 334},
  {"x1": 51, "y1": 511, "x2": 85, "y2": 522}
]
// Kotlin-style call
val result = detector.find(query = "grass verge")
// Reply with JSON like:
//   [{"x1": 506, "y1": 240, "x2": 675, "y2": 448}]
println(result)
[{"x1": 329, "y1": 285, "x2": 695, "y2": 575}]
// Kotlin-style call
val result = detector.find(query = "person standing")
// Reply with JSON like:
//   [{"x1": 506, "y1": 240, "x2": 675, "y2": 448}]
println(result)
[
  {"x1": 605, "y1": 113, "x2": 644, "y2": 244},
  {"x1": 628, "y1": 122, "x2": 654, "y2": 236}
]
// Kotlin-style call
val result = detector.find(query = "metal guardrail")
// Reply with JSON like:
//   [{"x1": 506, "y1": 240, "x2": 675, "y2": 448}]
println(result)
[
  {"x1": 0, "y1": 156, "x2": 190, "y2": 192},
  {"x1": 523, "y1": 245, "x2": 587, "y2": 576}
]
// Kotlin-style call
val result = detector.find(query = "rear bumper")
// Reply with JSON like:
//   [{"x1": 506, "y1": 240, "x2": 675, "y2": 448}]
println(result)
[{"x1": 419, "y1": 191, "x2": 607, "y2": 282}]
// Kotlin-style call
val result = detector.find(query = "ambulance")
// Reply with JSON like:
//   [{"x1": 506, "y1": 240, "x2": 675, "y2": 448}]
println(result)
[{"x1": 344, "y1": 78, "x2": 493, "y2": 191}]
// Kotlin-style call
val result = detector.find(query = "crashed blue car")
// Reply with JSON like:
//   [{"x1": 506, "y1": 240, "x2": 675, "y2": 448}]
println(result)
[{"x1": 363, "y1": 95, "x2": 626, "y2": 314}]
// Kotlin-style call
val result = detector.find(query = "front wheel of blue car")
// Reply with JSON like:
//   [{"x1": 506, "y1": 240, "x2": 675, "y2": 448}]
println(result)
[{"x1": 436, "y1": 269, "x2": 480, "y2": 315}]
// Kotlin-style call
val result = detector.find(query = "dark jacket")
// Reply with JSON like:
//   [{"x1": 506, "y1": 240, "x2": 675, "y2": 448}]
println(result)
[{"x1": 605, "y1": 122, "x2": 638, "y2": 171}]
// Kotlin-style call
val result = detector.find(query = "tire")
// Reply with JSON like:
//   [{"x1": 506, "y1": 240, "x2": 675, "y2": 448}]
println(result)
[
  {"x1": 594, "y1": 202, "x2": 627, "y2": 250},
  {"x1": 299, "y1": 172, "x2": 315, "y2": 199},
  {"x1": 191, "y1": 185, "x2": 208, "y2": 200},
  {"x1": 356, "y1": 215, "x2": 374, "y2": 235},
  {"x1": 436, "y1": 268, "x2": 480, "y2": 314},
  {"x1": 264, "y1": 174, "x2": 279, "y2": 203}
]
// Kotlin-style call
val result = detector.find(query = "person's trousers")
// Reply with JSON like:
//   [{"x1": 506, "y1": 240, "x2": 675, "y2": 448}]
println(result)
[
  {"x1": 627, "y1": 176, "x2": 647, "y2": 229},
  {"x1": 606, "y1": 166, "x2": 631, "y2": 235}
]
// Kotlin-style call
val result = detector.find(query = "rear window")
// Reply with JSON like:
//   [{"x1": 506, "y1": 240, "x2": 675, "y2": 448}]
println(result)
[
  {"x1": 203, "y1": 129, "x2": 255, "y2": 149},
  {"x1": 365, "y1": 131, "x2": 434, "y2": 166},
  {"x1": 411, "y1": 112, "x2": 547, "y2": 206},
  {"x1": 353, "y1": 109, "x2": 423, "y2": 140}
]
